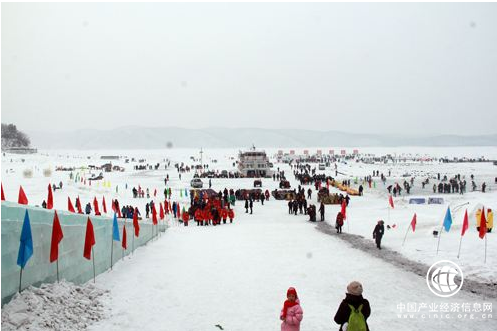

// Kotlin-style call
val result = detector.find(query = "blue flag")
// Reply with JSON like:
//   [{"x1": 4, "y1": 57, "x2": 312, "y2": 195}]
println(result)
[
  {"x1": 443, "y1": 207, "x2": 452, "y2": 232},
  {"x1": 17, "y1": 210, "x2": 33, "y2": 268},
  {"x1": 112, "y1": 213, "x2": 120, "y2": 241}
]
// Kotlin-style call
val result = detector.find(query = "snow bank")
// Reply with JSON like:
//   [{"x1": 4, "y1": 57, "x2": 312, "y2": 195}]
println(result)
[{"x1": 1, "y1": 281, "x2": 109, "y2": 331}]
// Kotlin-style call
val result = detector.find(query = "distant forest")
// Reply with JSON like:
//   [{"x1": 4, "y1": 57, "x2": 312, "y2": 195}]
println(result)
[{"x1": 1, "y1": 123, "x2": 31, "y2": 149}]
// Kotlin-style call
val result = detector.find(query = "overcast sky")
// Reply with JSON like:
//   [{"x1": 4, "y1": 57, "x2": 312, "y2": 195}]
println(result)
[{"x1": 2, "y1": 2, "x2": 497, "y2": 135}]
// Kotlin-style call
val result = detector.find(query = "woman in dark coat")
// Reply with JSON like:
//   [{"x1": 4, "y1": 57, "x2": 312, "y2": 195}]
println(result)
[{"x1": 334, "y1": 281, "x2": 371, "y2": 331}]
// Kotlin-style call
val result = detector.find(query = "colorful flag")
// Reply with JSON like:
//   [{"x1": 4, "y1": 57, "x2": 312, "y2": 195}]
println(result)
[
  {"x1": 461, "y1": 209, "x2": 469, "y2": 236},
  {"x1": 133, "y1": 208, "x2": 140, "y2": 237},
  {"x1": 388, "y1": 195, "x2": 394, "y2": 209},
  {"x1": 1, "y1": 183, "x2": 5, "y2": 201},
  {"x1": 443, "y1": 207, "x2": 452, "y2": 232},
  {"x1": 93, "y1": 197, "x2": 101, "y2": 216},
  {"x1": 410, "y1": 213, "x2": 417, "y2": 232},
  {"x1": 102, "y1": 196, "x2": 107, "y2": 213},
  {"x1": 159, "y1": 203, "x2": 164, "y2": 220},
  {"x1": 341, "y1": 200, "x2": 347, "y2": 220},
  {"x1": 112, "y1": 213, "x2": 120, "y2": 241},
  {"x1": 122, "y1": 224, "x2": 127, "y2": 250},
  {"x1": 479, "y1": 207, "x2": 487, "y2": 239},
  {"x1": 17, "y1": 210, "x2": 33, "y2": 268},
  {"x1": 50, "y1": 210, "x2": 63, "y2": 263},
  {"x1": 76, "y1": 197, "x2": 83, "y2": 214},
  {"x1": 83, "y1": 218, "x2": 95, "y2": 260},
  {"x1": 18, "y1": 186, "x2": 28, "y2": 205},
  {"x1": 47, "y1": 184, "x2": 53, "y2": 209},
  {"x1": 68, "y1": 197, "x2": 75, "y2": 213},
  {"x1": 152, "y1": 204, "x2": 158, "y2": 225}
]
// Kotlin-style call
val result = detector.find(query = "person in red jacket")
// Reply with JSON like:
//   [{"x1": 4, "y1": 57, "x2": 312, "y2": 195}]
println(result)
[
  {"x1": 228, "y1": 208, "x2": 235, "y2": 223},
  {"x1": 195, "y1": 208, "x2": 203, "y2": 226},
  {"x1": 221, "y1": 208, "x2": 228, "y2": 224},
  {"x1": 182, "y1": 210, "x2": 189, "y2": 226},
  {"x1": 265, "y1": 189, "x2": 270, "y2": 201}
]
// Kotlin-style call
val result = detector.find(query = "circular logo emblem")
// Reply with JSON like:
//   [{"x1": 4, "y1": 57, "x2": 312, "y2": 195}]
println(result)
[{"x1": 426, "y1": 260, "x2": 463, "y2": 297}]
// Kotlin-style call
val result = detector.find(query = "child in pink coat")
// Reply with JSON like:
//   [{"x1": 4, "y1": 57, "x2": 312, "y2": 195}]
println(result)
[{"x1": 280, "y1": 287, "x2": 303, "y2": 331}]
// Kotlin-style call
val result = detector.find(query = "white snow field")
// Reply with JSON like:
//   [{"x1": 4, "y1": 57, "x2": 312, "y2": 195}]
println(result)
[{"x1": 1, "y1": 147, "x2": 496, "y2": 330}]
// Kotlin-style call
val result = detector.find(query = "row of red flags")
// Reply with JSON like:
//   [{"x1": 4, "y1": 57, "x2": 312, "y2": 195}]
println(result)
[
  {"x1": 4, "y1": 183, "x2": 173, "y2": 225},
  {"x1": 50, "y1": 209, "x2": 141, "y2": 263}
]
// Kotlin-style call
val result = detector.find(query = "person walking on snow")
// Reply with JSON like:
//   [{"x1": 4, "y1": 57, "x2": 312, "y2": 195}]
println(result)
[
  {"x1": 373, "y1": 220, "x2": 385, "y2": 249},
  {"x1": 319, "y1": 202, "x2": 325, "y2": 221},
  {"x1": 249, "y1": 198, "x2": 253, "y2": 214},
  {"x1": 280, "y1": 287, "x2": 303, "y2": 331},
  {"x1": 334, "y1": 281, "x2": 371, "y2": 331},
  {"x1": 336, "y1": 212, "x2": 344, "y2": 233}
]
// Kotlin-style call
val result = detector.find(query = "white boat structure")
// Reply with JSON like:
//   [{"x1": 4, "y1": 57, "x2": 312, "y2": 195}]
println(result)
[{"x1": 238, "y1": 145, "x2": 274, "y2": 178}]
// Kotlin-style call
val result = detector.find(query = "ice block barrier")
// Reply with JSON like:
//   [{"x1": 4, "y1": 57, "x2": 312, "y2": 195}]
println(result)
[{"x1": 1, "y1": 201, "x2": 167, "y2": 305}]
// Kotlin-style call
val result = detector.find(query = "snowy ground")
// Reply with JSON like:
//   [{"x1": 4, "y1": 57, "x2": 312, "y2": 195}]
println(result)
[{"x1": 1, "y1": 147, "x2": 496, "y2": 330}]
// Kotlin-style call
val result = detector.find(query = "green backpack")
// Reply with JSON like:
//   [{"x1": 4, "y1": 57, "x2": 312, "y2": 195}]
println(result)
[{"x1": 347, "y1": 304, "x2": 367, "y2": 331}]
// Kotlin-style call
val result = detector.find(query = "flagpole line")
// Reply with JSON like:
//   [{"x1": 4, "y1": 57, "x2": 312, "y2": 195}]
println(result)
[
  {"x1": 485, "y1": 235, "x2": 487, "y2": 264},
  {"x1": 92, "y1": 247, "x2": 96, "y2": 283},
  {"x1": 402, "y1": 224, "x2": 410, "y2": 247},
  {"x1": 436, "y1": 224, "x2": 443, "y2": 255},
  {"x1": 19, "y1": 267, "x2": 23, "y2": 293},
  {"x1": 56, "y1": 259, "x2": 59, "y2": 282},
  {"x1": 110, "y1": 232, "x2": 114, "y2": 271},
  {"x1": 457, "y1": 235, "x2": 463, "y2": 259}
]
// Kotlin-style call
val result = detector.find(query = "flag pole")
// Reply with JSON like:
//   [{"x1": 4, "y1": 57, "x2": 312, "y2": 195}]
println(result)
[
  {"x1": 402, "y1": 225, "x2": 410, "y2": 246},
  {"x1": 132, "y1": 229, "x2": 135, "y2": 255},
  {"x1": 56, "y1": 259, "x2": 60, "y2": 282},
  {"x1": 485, "y1": 235, "x2": 487, "y2": 264},
  {"x1": 436, "y1": 225, "x2": 443, "y2": 255},
  {"x1": 457, "y1": 236, "x2": 463, "y2": 259},
  {"x1": 92, "y1": 247, "x2": 96, "y2": 283},
  {"x1": 19, "y1": 268, "x2": 23, "y2": 293},
  {"x1": 110, "y1": 233, "x2": 114, "y2": 270}
]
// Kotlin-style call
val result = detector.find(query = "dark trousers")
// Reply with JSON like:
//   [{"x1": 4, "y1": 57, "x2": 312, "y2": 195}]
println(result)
[{"x1": 375, "y1": 236, "x2": 382, "y2": 249}]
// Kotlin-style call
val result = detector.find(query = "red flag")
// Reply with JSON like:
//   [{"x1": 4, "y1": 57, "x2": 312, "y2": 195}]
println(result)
[
  {"x1": 93, "y1": 197, "x2": 101, "y2": 216},
  {"x1": 133, "y1": 208, "x2": 140, "y2": 237},
  {"x1": 68, "y1": 197, "x2": 75, "y2": 213},
  {"x1": 50, "y1": 210, "x2": 64, "y2": 262},
  {"x1": 340, "y1": 200, "x2": 347, "y2": 220},
  {"x1": 461, "y1": 209, "x2": 469, "y2": 236},
  {"x1": 18, "y1": 186, "x2": 28, "y2": 205},
  {"x1": 102, "y1": 196, "x2": 107, "y2": 213},
  {"x1": 159, "y1": 203, "x2": 165, "y2": 220},
  {"x1": 389, "y1": 195, "x2": 394, "y2": 209},
  {"x1": 152, "y1": 204, "x2": 158, "y2": 225},
  {"x1": 1, "y1": 183, "x2": 5, "y2": 201},
  {"x1": 83, "y1": 217, "x2": 95, "y2": 260},
  {"x1": 479, "y1": 207, "x2": 487, "y2": 239},
  {"x1": 47, "y1": 184, "x2": 53, "y2": 209},
  {"x1": 122, "y1": 224, "x2": 127, "y2": 249},
  {"x1": 76, "y1": 197, "x2": 83, "y2": 214},
  {"x1": 410, "y1": 213, "x2": 417, "y2": 232}
]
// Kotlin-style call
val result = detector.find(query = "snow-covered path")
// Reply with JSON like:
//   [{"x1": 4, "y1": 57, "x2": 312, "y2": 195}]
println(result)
[{"x1": 88, "y1": 200, "x2": 496, "y2": 331}]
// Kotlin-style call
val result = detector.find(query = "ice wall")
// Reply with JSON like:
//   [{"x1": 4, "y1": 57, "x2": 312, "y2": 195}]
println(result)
[{"x1": 1, "y1": 201, "x2": 166, "y2": 305}]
